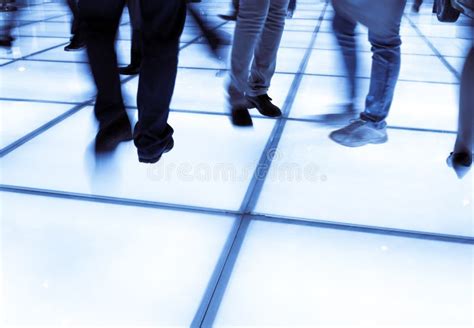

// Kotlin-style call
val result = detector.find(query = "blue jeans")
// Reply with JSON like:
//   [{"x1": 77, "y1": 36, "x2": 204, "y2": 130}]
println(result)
[
  {"x1": 332, "y1": 0, "x2": 407, "y2": 126},
  {"x1": 228, "y1": 0, "x2": 290, "y2": 107}
]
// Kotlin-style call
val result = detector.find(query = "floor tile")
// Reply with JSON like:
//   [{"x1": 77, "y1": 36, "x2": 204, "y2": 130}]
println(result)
[
  {"x1": 0, "y1": 60, "x2": 94, "y2": 102},
  {"x1": 213, "y1": 220, "x2": 473, "y2": 326},
  {"x1": 14, "y1": 21, "x2": 71, "y2": 39},
  {"x1": 445, "y1": 56, "x2": 467, "y2": 75},
  {"x1": 254, "y1": 122, "x2": 472, "y2": 237},
  {"x1": 0, "y1": 100, "x2": 72, "y2": 150},
  {"x1": 1, "y1": 192, "x2": 235, "y2": 326},
  {"x1": 0, "y1": 107, "x2": 275, "y2": 211},
  {"x1": 0, "y1": 36, "x2": 68, "y2": 60}
]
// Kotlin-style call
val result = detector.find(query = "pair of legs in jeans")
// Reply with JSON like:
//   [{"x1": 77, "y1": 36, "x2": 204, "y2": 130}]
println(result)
[
  {"x1": 80, "y1": 0, "x2": 186, "y2": 163},
  {"x1": 220, "y1": 0, "x2": 295, "y2": 20},
  {"x1": 227, "y1": 0, "x2": 290, "y2": 126},
  {"x1": 329, "y1": 0, "x2": 407, "y2": 147}
]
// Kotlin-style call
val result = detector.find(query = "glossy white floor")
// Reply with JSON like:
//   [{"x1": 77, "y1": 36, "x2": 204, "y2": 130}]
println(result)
[{"x1": 1, "y1": 0, "x2": 473, "y2": 327}]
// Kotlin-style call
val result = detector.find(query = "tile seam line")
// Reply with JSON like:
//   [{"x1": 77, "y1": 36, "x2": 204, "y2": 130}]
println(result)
[
  {"x1": 197, "y1": 3, "x2": 330, "y2": 327},
  {"x1": 0, "y1": 97, "x2": 457, "y2": 135},
  {"x1": 252, "y1": 214, "x2": 474, "y2": 245},
  {"x1": 0, "y1": 184, "x2": 472, "y2": 245},
  {"x1": 403, "y1": 13, "x2": 461, "y2": 80},
  {"x1": 0, "y1": 184, "x2": 239, "y2": 217}
]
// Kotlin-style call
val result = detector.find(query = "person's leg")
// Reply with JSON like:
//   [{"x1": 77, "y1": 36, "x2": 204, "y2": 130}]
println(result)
[
  {"x1": 329, "y1": 0, "x2": 406, "y2": 147},
  {"x1": 246, "y1": 0, "x2": 289, "y2": 117},
  {"x1": 227, "y1": 0, "x2": 270, "y2": 126},
  {"x1": 361, "y1": 13, "x2": 405, "y2": 125},
  {"x1": 65, "y1": 0, "x2": 86, "y2": 51},
  {"x1": 332, "y1": 0, "x2": 406, "y2": 124},
  {"x1": 66, "y1": 0, "x2": 79, "y2": 35},
  {"x1": 287, "y1": 0, "x2": 296, "y2": 17},
  {"x1": 332, "y1": 9, "x2": 358, "y2": 105},
  {"x1": 119, "y1": 0, "x2": 142, "y2": 74},
  {"x1": 248, "y1": 0, "x2": 288, "y2": 97},
  {"x1": 134, "y1": 0, "x2": 186, "y2": 163},
  {"x1": 0, "y1": 12, "x2": 15, "y2": 47},
  {"x1": 451, "y1": 46, "x2": 474, "y2": 160},
  {"x1": 412, "y1": 0, "x2": 423, "y2": 12},
  {"x1": 80, "y1": 0, "x2": 131, "y2": 152},
  {"x1": 447, "y1": 42, "x2": 473, "y2": 177},
  {"x1": 219, "y1": 0, "x2": 239, "y2": 21}
]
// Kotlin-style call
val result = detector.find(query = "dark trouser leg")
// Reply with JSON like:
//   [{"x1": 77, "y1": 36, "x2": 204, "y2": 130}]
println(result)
[
  {"x1": 80, "y1": 0, "x2": 129, "y2": 128},
  {"x1": 133, "y1": 0, "x2": 186, "y2": 160},
  {"x1": 332, "y1": 11, "x2": 358, "y2": 102},
  {"x1": 66, "y1": 0, "x2": 85, "y2": 40},
  {"x1": 454, "y1": 46, "x2": 474, "y2": 155},
  {"x1": 66, "y1": 0, "x2": 79, "y2": 34},
  {"x1": 288, "y1": 0, "x2": 296, "y2": 11},
  {"x1": 127, "y1": 0, "x2": 142, "y2": 66}
]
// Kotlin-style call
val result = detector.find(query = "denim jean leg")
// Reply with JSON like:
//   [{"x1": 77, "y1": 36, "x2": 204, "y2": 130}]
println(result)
[
  {"x1": 361, "y1": 30, "x2": 401, "y2": 125},
  {"x1": 227, "y1": 0, "x2": 270, "y2": 107},
  {"x1": 248, "y1": 0, "x2": 289, "y2": 97},
  {"x1": 332, "y1": 11, "x2": 358, "y2": 101}
]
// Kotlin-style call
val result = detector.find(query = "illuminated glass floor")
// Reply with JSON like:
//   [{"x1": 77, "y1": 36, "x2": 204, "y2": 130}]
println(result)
[{"x1": 1, "y1": 0, "x2": 473, "y2": 327}]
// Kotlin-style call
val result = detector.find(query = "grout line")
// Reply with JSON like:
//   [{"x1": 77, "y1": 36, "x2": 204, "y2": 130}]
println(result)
[
  {"x1": 252, "y1": 214, "x2": 474, "y2": 245},
  {"x1": 1, "y1": 184, "x2": 471, "y2": 245},
  {"x1": 0, "y1": 97, "x2": 82, "y2": 105},
  {"x1": 197, "y1": 3, "x2": 330, "y2": 327},
  {"x1": 403, "y1": 13, "x2": 461, "y2": 80},
  {"x1": 0, "y1": 40, "x2": 70, "y2": 68},
  {"x1": 2, "y1": 55, "x2": 461, "y2": 85},
  {"x1": 0, "y1": 184, "x2": 239, "y2": 217},
  {"x1": 0, "y1": 100, "x2": 93, "y2": 157}
]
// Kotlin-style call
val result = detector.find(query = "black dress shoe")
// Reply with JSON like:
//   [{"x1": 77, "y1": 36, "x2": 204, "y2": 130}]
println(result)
[
  {"x1": 95, "y1": 116, "x2": 133, "y2": 154},
  {"x1": 0, "y1": 38, "x2": 12, "y2": 48},
  {"x1": 64, "y1": 36, "x2": 86, "y2": 52},
  {"x1": 447, "y1": 152, "x2": 472, "y2": 179},
  {"x1": 218, "y1": 12, "x2": 237, "y2": 21},
  {"x1": 246, "y1": 94, "x2": 282, "y2": 117},
  {"x1": 138, "y1": 138, "x2": 174, "y2": 164},
  {"x1": 231, "y1": 107, "x2": 253, "y2": 127},
  {"x1": 119, "y1": 64, "x2": 140, "y2": 75}
]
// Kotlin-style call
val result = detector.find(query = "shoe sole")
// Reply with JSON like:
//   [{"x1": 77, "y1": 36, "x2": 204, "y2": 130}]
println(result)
[
  {"x1": 64, "y1": 47, "x2": 86, "y2": 52},
  {"x1": 329, "y1": 133, "x2": 388, "y2": 147},
  {"x1": 138, "y1": 140, "x2": 174, "y2": 164}
]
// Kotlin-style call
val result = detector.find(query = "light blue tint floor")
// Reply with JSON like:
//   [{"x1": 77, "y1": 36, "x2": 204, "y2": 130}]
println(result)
[
  {"x1": 1, "y1": 0, "x2": 473, "y2": 327},
  {"x1": 212, "y1": 220, "x2": 473, "y2": 327},
  {"x1": 2, "y1": 192, "x2": 235, "y2": 326}
]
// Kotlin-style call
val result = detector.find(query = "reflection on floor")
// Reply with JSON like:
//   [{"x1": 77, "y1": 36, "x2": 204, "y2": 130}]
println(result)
[{"x1": 1, "y1": 0, "x2": 473, "y2": 327}]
